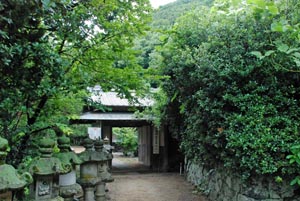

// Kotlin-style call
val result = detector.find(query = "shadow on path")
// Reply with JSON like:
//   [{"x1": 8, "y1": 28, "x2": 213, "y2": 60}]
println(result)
[{"x1": 112, "y1": 152, "x2": 151, "y2": 173}]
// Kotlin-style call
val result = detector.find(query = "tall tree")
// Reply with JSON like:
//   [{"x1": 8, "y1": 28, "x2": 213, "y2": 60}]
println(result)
[{"x1": 0, "y1": 0, "x2": 153, "y2": 165}]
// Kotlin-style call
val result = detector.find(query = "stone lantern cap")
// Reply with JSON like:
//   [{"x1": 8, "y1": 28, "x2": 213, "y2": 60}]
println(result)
[
  {"x1": 78, "y1": 138, "x2": 108, "y2": 163},
  {"x1": 26, "y1": 138, "x2": 65, "y2": 176},
  {"x1": 94, "y1": 140, "x2": 112, "y2": 160},
  {"x1": 103, "y1": 136, "x2": 114, "y2": 152},
  {"x1": 0, "y1": 165, "x2": 32, "y2": 192},
  {"x1": 0, "y1": 137, "x2": 32, "y2": 192},
  {"x1": 53, "y1": 135, "x2": 82, "y2": 173}
]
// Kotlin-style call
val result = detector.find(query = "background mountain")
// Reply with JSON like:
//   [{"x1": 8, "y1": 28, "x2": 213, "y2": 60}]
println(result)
[
  {"x1": 135, "y1": 0, "x2": 214, "y2": 71},
  {"x1": 152, "y1": 0, "x2": 214, "y2": 29}
]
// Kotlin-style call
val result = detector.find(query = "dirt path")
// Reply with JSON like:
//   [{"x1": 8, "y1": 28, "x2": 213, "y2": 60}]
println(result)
[
  {"x1": 106, "y1": 152, "x2": 207, "y2": 201},
  {"x1": 107, "y1": 173, "x2": 207, "y2": 201},
  {"x1": 72, "y1": 148, "x2": 207, "y2": 201}
]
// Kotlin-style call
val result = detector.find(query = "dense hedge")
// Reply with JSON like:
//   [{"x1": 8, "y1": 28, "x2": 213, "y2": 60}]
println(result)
[{"x1": 160, "y1": 0, "x2": 300, "y2": 178}]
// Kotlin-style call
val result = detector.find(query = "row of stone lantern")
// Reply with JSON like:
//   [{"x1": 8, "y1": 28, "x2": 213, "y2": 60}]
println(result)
[
  {"x1": 54, "y1": 135, "x2": 82, "y2": 201},
  {"x1": 0, "y1": 134, "x2": 113, "y2": 201},
  {"x1": 78, "y1": 137, "x2": 114, "y2": 201}
]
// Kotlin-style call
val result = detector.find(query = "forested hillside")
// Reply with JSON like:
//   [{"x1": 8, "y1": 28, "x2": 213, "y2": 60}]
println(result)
[
  {"x1": 135, "y1": 0, "x2": 213, "y2": 70},
  {"x1": 152, "y1": 0, "x2": 214, "y2": 29}
]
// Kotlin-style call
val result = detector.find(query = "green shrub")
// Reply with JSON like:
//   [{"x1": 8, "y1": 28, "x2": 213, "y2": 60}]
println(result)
[{"x1": 158, "y1": 0, "x2": 300, "y2": 179}]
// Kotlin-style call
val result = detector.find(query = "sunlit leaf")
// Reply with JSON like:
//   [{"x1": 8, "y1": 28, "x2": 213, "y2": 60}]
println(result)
[
  {"x1": 293, "y1": 58, "x2": 300, "y2": 67},
  {"x1": 293, "y1": 52, "x2": 300, "y2": 58},
  {"x1": 250, "y1": 51, "x2": 264, "y2": 59},
  {"x1": 267, "y1": 5, "x2": 279, "y2": 15},
  {"x1": 247, "y1": 0, "x2": 266, "y2": 8},
  {"x1": 291, "y1": 178, "x2": 298, "y2": 186},
  {"x1": 271, "y1": 22, "x2": 284, "y2": 32},
  {"x1": 277, "y1": 43, "x2": 289, "y2": 53},
  {"x1": 265, "y1": 50, "x2": 275, "y2": 57}
]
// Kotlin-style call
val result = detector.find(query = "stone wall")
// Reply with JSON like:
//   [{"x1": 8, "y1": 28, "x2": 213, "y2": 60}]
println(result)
[{"x1": 185, "y1": 160, "x2": 300, "y2": 201}]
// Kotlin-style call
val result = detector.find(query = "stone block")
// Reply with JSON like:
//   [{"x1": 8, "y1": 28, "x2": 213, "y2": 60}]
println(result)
[
  {"x1": 185, "y1": 159, "x2": 300, "y2": 201},
  {"x1": 243, "y1": 185, "x2": 269, "y2": 199}
]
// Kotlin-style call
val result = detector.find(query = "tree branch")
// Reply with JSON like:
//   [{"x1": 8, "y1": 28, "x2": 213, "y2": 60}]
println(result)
[
  {"x1": 28, "y1": 94, "x2": 48, "y2": 125},
  {"x1": 58, "y1": 37, "x2": 66, "y2": 54},
  {"x1": 31, "y1": 125, "x2": 55, "y2": 135}
]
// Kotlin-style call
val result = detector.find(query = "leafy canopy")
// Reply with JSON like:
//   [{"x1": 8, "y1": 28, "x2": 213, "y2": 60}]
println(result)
[{"x1": 0, "y1": 0, "x2": 153, "y2": 165}]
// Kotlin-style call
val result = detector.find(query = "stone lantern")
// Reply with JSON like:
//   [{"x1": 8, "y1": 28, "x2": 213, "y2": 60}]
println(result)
[
  {"x1": 103, "y1": 136, "x2": 113, "y2": 169},
  {"x1": 53, "y1": 135, "x2": 83, "y2": 201},
  {"x1": 26, "y1": 138, "x2": 64, "y2": 201},
  {"x1": 103, "y1": 136, "x2": 113, "y2": 152},
  {"x1": 0, "y1": 136, "x2": 32, "y2": 201},
  {"x1": 94, "y1": 140, "x2": 114, "y2": 201},
  {"x1": 77, "y1": 138, "x2": 102, "y2": 201}
]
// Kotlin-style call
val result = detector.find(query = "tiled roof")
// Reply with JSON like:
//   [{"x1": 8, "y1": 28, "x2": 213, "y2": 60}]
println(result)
[
  {"x1": 90, "y1": 91, "x2": 153, "y2": 107},
  {"x1": 78, "y1": 87, "x2": 154, "y2": 122},
  {"x1": 79, "y1": 112, "x2": 148, "y2": 121}
]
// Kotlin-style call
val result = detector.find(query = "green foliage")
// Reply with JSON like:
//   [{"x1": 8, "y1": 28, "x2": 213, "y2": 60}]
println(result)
[
  {"x1": 146, "y1": 89, "x2": 168, "y2": 128},
  {"x1": 114, "y1": 128, "x2": 138, "y2": 156},
  {"x1": 157, "y1": 0, "x2": 300, "y2": 179},
  {"x1": 287, "y1": 145, "x2": 300, "y2": 185},
  {"x1": 69, "y1": 124, "x2": 90, "y2": 138}
]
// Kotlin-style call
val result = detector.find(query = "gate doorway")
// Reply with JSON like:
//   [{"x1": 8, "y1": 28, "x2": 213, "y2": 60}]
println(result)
[
  {"x1": 70, "y1": 90, "x2": 172, "y2": 172},
  {"x1": 111, "y1": 127, "x2": 150, "y2": 173}
]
